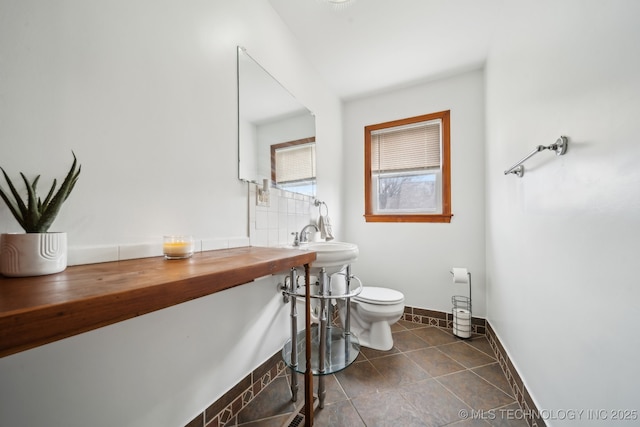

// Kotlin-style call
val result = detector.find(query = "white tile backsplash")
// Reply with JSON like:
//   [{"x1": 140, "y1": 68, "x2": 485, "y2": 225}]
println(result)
[
  {"x1": 249, "y1": 182, "x2": 315, "y2": 247},
  {"x1": 67, "y1": 245, "x2": 119, "y2": 266},
  {"x1": 67, "y1": 236, "x2": 251, "y2": 266}
]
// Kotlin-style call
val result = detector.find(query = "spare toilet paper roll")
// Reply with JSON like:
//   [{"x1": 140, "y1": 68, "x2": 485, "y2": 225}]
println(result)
[
  {"x1": 453, "y1": 308, "x2": 472, "y2": 338},
  {"x1": 453, "y1": 308, "x2": 471, "y2": 324},
  {"x1": 452, "y1": 267, "x2": 469, "y2": 284}
]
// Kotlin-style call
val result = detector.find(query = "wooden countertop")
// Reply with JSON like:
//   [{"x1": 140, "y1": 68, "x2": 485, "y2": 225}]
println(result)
[{"x1": 0, "y1": 246, "x2": 316, "y2": 359}]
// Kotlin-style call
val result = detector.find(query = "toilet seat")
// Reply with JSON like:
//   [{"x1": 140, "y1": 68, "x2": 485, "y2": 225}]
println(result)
[{"x1": 354, "y1": 286, "x2": 404, "y2": 305}]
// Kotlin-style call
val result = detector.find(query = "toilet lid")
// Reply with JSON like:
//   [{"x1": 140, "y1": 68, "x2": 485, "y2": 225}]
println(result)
[{"x1": 355, "y1": 287, "x2": 404, "y2": 305}]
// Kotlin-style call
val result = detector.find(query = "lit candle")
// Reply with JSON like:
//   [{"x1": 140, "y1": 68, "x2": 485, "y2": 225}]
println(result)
[{"x1": 163, "y1": 236, "x2": 194, "y2": 259}]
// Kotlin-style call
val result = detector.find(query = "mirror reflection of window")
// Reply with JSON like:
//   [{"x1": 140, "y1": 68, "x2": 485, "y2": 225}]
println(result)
[
  {"x1": 271, "y1": 137, "x2": 316, "y2": 197},
  {"x1": 237, "y1": 46, "x2": 317, "y2": 197}
]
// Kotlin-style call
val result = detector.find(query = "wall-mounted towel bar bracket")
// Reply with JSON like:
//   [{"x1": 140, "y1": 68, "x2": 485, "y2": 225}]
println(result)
[
  {"x1": 504, "y1": 136, "x2": 568, "y2": 177},
  {"x1": 314, "y1": 199, "x2": 329, "y2": 216}
]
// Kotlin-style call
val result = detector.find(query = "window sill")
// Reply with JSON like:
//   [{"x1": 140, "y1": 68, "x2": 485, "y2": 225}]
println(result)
[{"x1": 364, "y1": 213, "x2": 453, "y2": 223}]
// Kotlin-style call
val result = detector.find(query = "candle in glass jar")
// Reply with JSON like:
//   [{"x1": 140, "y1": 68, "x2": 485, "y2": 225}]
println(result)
[{"x1": 163, "y1": 236, "x2": 194, "y2": 259}]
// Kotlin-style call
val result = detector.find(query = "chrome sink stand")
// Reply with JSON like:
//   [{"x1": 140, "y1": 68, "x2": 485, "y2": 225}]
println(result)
[{"x1": 281, "y1": 264, "x2": 362, "y2": 418}]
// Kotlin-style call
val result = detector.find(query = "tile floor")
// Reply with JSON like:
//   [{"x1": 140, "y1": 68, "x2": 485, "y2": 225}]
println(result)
[{"x1": 233, "y1": 321, "x2": 529, "y2": 427}]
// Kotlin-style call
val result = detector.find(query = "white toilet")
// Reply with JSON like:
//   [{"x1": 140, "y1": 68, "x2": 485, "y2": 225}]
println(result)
[{"x1": 331, "y1": 274, "x2": 405, "y2": 351}]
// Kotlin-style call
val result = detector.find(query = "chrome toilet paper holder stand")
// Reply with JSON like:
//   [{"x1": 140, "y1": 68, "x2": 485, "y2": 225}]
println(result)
[{"x1": 450, "y1": 270, "x2": 472, "y2": 339}]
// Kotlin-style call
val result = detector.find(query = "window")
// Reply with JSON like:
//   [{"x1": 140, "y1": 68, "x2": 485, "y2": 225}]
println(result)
[
  {"x1": 271, "y1": 137, "x2": 316, "y2": 196},
  {"x1": 364, "y1": 110, "x2": 451, "y2": 223}
]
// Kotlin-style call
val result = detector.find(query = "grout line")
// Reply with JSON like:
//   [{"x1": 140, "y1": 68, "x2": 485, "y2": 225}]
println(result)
[
  {"x1": 466, "y1": 368, "x2": 517, "y2": 401},
  {"x1": 431, "y1": 375, "x2": 475, "y2": 415},
  {"x1": 432, "y1": 364, "x2": 517, "y2": 414},
  {"x1": 460, "y1": 338, "x2": 496, "y2": 358}
]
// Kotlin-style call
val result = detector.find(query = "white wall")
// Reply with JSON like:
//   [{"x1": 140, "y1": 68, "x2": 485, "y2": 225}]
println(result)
[
  {"x1": 342, "y1": 70, "x2": 486, "y2": 316},
  {"x1": 0, "y1": 1, "x2": 341, "y2": 426},
  {"x1": 485, "y1": 1, "x2": 640, "y2": 424}
]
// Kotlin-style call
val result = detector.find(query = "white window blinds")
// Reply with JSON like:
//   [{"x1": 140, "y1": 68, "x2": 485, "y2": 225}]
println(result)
[
  {"x1": 275, "y1": 143, "x2": 316, "y2": 183},
  {"x1": 371, "y1": 119, "x2": 441, "y2": 173}
]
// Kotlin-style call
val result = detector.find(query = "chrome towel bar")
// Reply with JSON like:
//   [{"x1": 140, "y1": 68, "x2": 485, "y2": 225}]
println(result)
[{"x1": 504, "y1": 136, "x2": 568, "y2": 177}]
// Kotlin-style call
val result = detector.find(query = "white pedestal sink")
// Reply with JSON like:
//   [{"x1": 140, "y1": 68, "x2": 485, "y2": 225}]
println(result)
[{"x1": 301, "y1": 241, "x2": 359, "y2": 274}]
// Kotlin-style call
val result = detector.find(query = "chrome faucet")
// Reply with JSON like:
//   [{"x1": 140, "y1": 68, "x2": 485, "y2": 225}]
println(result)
[{"x1": 299, "y1": 224, "x2": 319, "y2": 244}]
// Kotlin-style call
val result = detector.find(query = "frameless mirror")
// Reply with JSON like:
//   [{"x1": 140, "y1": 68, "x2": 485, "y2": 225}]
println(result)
[{"x1": 237, "y1": 47, "x2": 316, "y2": 197}]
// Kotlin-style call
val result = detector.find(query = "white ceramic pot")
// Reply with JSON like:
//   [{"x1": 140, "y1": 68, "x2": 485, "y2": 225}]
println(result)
[{"x1": 0, "y1": 232, "x2": 68, "y2": 277}]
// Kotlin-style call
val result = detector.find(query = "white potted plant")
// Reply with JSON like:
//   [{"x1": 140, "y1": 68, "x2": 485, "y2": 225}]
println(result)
[{"x1": 0, "y1": 153, "x2": 81, "y2": 277}]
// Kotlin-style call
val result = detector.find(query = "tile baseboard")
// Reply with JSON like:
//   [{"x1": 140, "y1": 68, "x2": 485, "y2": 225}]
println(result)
[
  {"x1": 486, "y1": 322, "x2": 547, "y2": 427},
  {"x1": 185, "y1": 352, "x2": 287, "y2": 427},
  {"x1": 402, "y1": 305, "x2": 487, "y2": 335}
]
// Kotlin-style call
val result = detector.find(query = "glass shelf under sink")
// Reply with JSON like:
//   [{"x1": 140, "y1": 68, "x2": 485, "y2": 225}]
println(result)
[{"x1": 282, "y1": 325, "x2": 360, "y2": 375}]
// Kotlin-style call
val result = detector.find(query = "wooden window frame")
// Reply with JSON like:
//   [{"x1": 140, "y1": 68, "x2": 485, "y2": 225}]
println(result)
[{"x1": 364, "y1": 110, "x2": 452, "y2": 223}]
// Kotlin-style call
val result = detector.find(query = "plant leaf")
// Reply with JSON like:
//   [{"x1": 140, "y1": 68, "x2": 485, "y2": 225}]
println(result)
[
  {"x1": 0, "y1": 183, "x2": 26, "y2": 230},
  {"x1": 40, "y1": 178, "x2": 58, "y2": 211},
  {"x1": 36, "y1": 153, "x2": 81, "y2": 232},
  {"x1": 21, "y1": 172, "x2": 41, "y2": 232},
  {"x1": 0, "y1": 167, "x2": 28, "y2": 230}
]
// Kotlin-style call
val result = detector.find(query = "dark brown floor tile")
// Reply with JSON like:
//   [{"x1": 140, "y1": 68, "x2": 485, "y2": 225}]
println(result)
[
  {"x1": 354, "y1": 349, "x2": 368, "y2": 362},
  {"x1": 391, "y1": 329, "x2": 431, "y2": 352},
  {"x1": 236, "y1": 376, "x2": 296, "y2": 424},
  {"x1": 369, "y1": 353, "x2": 430, "y2": 387},
  {"x1": 238, "y1": 413, "x2": 292, "y2": 427},
  {"x1": 448, "y1": 418, "x2": 491, "y2": 426},
  {"x1": 400, "y1": 378, "x2": 472, "y2": 427},
  {"x1": 334, "y1": 360, "x2": 387, "y2": 398},
  {"x1": 313, "y1": 399, "x2": 366, "y2": 427},
  {"x1": 437, "y1": 342, "x2": 495, "y2": 368},
  {"x1": 472, "y1": 363, "x2": 514, "y2": 397},
  {"x1": 359, "y1": 344, "x2": 400, "y2": 360},
  {"x1": 316, "y1": 374, "x2": 348, "y2": 406},
  {"x1": 466, "y1": 336, "x2": 494, "y2": 357},
  {"x1": 284, "y1": 372, "x2": 347, "y2": 407},
  {"x1": 352, "y1": 389, "x2": 428, "y2": 427},
  {"x1": 405, "y1": 347, "x2": 466, "y2": 377},
  {"x1": 411, "y1": 326, "x2": 459, "y2": 346},
  {"x1": 437, "y1": 370, "x2": 515, "y2": 411},
  {"x1": 392, "y1": 321, "x2": 408, "y2": 332},
  {"x1": 398, "y1": 319, "x2": 423, "y2": 330}
]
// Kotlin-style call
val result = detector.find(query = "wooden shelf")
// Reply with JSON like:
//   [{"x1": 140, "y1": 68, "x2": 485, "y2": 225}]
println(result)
[{"x1": 0, "y1": 246, "x2": 316, "y2": 359}]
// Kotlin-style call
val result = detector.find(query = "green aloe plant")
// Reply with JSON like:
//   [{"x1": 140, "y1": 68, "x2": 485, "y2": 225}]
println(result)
[{"x1": 0, "y1": 153, "x2": 81, "y2": 233}]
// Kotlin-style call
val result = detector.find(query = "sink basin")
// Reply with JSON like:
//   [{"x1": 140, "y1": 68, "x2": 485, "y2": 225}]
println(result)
[{"x1": 303, "y1": 241, "x2": 359, "y2": 274}]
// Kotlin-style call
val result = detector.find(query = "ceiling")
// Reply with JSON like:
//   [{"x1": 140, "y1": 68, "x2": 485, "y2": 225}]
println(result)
[{"x1": 268, "y1": 0, "x2": 502, "y2": 100}]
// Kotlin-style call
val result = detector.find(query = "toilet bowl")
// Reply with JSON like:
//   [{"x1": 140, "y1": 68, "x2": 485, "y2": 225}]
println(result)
[{"x1": 331, "y1": 275, "x2": 405, "y2": 351}]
